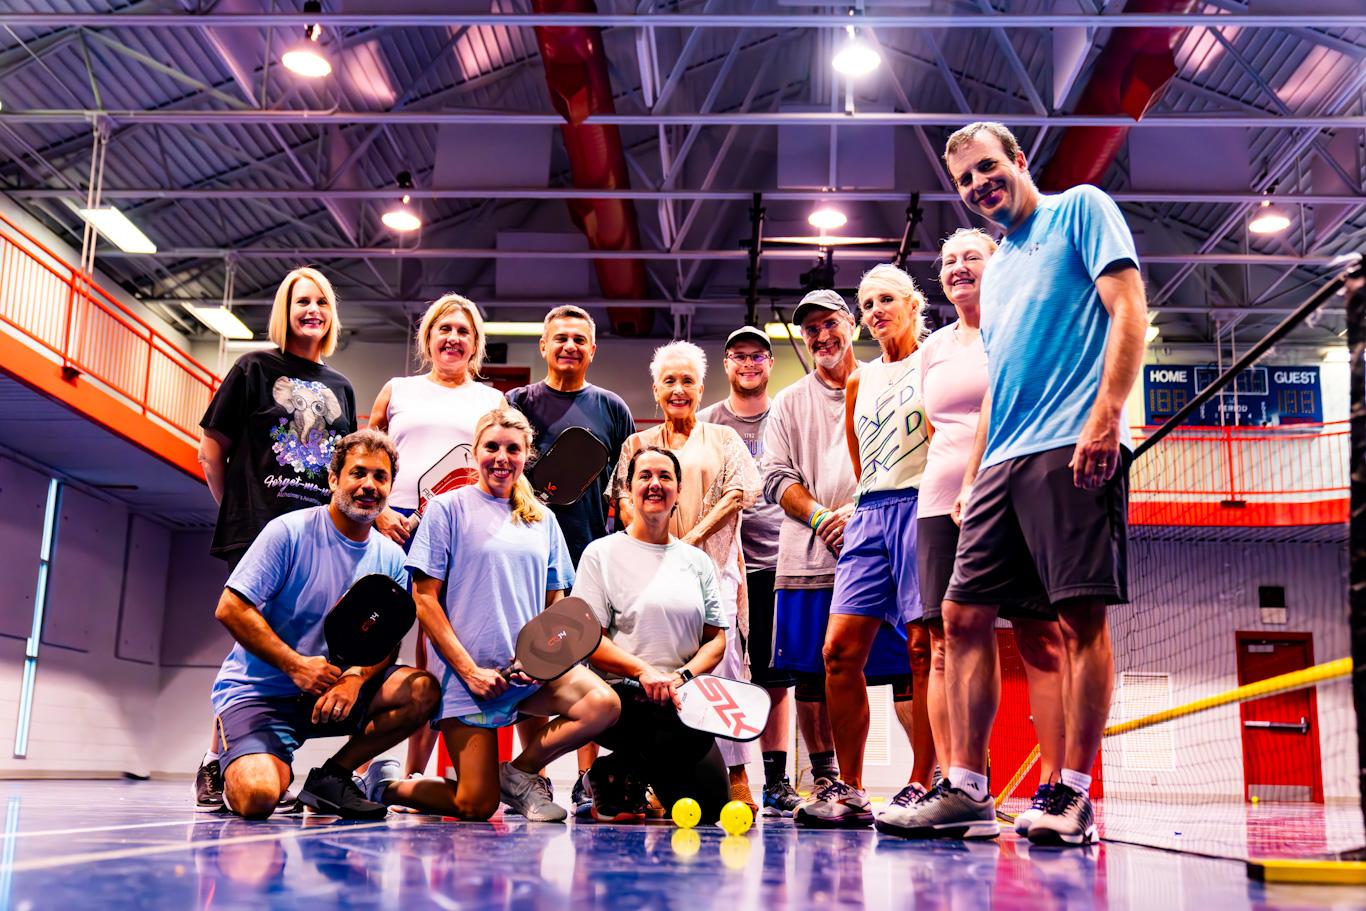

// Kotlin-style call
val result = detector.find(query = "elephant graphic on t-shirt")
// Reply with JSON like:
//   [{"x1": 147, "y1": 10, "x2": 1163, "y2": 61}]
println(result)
[{"x1": 273, "y1": 376, "x2": 342, "y2": 445}]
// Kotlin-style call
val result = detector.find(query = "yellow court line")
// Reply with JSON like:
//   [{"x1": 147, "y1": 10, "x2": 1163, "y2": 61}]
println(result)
[
  {"x1": 0, "y1": 819, "x2": 199, "y2": 840},
  {"x1": 1246, "y1": 858, "x2": 1366, "y2": 885},
  {"x1": 0, "y1": 820, "x2": 393, "y2": 873}
]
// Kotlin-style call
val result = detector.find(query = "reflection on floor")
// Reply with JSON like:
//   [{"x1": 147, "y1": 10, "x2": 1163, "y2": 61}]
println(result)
[{"x1": 1, "y1": 782, "x2": 1362, "y2": 910}]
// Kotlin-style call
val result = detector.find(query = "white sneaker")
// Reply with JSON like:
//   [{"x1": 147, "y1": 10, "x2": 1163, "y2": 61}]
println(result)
[
  {"x1": 499, "y1": 762, "x2": 567, "y2": 822},
  {"x1": 1014, "y1": 783, "x2": 1055, "y2": 836}
]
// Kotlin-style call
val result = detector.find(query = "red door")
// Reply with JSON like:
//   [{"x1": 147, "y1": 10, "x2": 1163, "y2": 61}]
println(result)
[{"x1": 1236, "y1": 633, "x2": 1323, "y2": 803}]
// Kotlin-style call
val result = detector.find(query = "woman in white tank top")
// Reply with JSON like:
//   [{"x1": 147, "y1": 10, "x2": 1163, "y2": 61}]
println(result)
[
  {"x1": 798, "y1": 264, "x2": 938, "y2": 828},
  {"x1": 366, "y1": 292, "x2": 504, "y2": 777}
]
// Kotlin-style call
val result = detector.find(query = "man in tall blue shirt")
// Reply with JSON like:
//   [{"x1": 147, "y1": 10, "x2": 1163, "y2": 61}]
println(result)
[
  {"x1": 211, "y1": 429, "x2": 439, "y2": 820},
  {"x1": 883, "y1": 122, "x2": 1147, "y2": 846}
]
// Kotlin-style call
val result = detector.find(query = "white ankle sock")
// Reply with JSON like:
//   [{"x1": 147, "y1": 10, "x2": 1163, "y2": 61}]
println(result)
[
  {"x1": 1060, "y1": 768, "x2": 1092, "y2": 795},
  {"x1": 948, "y1": 767, "x2": 989, "y2": 802},
  {"x1": 202, "y1": 750, "x2": 219, "y2": 766}
]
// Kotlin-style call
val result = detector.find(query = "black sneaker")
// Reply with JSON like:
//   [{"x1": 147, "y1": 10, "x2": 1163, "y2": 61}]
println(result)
[
  {"x1": 571, "y1": 771, "x2": 593, "y2": 819},
  {"x1": 298, "y1": 766, "x2": 389, "y2": 820},
  {"x1": 194, "y1": 759, "x2": 224, "y2": 812},
  {"x1": 1026, "y1": 783, "x2": 1096, "y2": 846},
  {"x1": 585, "y1": 762, "x2": 646, "y2": 823},
  {"x1": 762, "y1": 777, "x2": 802, "y2": 817}
]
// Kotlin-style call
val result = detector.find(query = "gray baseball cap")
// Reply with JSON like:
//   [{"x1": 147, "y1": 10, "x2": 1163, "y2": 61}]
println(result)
[
  {"x1": 724, "y1": 325, "x2": 772, "y2": 351},
  {"x1": 792, "y1": 288, "x2": 851, "y2": 327}
]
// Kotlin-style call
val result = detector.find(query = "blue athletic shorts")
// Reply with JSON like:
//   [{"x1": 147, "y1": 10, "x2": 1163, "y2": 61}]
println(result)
[
  {"x1": 831, "y1": 489, "x2": 923, "y2": 626},
  {"x1": 772, "y1": 587, "x2": 911, "y2": 677},
  {"x1": 215, "y1": 664, "x2": 404, "y2": 773},
  {"x1": 442, "y1": 682, "x2": 541, "y2": 730}
]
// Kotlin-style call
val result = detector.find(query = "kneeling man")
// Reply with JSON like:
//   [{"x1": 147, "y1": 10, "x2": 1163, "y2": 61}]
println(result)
[{"x1": 210, "y1": 429, "x2": 439, "y2": 820}]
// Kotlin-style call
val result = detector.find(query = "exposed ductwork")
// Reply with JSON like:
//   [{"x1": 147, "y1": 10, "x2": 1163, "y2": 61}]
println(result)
[
  {"x1": 531, "y1": 0, "x2": 652, "y2": 336},
  {"x1": 1038, "y1": 0, "x2": 1198, "y2": 192}
]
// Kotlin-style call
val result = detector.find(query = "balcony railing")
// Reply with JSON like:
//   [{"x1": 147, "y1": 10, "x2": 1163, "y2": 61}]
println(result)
[
  {"x1": 0, "y1": 211, "x2": 218, "y2": 445},
  {"x1": 1129, "y1": 421, "x2": 1347, "y2": 527}
]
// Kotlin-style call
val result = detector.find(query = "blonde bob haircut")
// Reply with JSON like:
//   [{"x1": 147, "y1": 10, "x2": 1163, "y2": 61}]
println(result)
[
  {"x1": 472, "y1": 406, "x2": 545, "y2": 526},
  {"x1": 416, "y1": 293, "x2": 488, "y2": 376},
  {"x1": 856, "y1": 263, "x2": 928, "y2": 342},
  {"x1": 268, "y1": 267, "x2": 341, "y2": 357}
]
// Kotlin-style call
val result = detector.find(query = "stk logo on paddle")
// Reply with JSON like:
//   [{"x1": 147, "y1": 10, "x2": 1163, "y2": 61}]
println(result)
[
  {"x1": 694, "y1": 677, "x2": 760, "y2": 738},
  {"x1": 360, "y1": 611, "x2": 379, "y2": 633}
]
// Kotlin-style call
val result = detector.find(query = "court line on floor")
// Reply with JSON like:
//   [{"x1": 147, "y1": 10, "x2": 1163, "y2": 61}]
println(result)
[
  {"x1": 0, "y1": 819, "x2": 202, "y2": 840},
  {"x1": 0, "y1": 820, "x2": 393, "y2": 873}
]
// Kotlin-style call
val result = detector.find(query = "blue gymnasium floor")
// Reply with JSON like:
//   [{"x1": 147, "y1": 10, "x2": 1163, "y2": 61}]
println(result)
[{"x1": 0, "y1": 781, "x2": 1361, "y2": 910}]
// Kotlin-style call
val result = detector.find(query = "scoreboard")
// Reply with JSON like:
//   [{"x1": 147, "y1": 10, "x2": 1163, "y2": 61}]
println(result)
[{"x1": 1143, "y1": 364, "x2": 1323, "y2": 426}]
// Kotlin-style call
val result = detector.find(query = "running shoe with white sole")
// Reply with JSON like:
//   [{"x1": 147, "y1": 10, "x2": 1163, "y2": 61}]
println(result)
[
  {"x1": 499, "y1": 763, "x2": 567, "y2": 822},
  {"x1": 1025, "y1": 783, "x2": 1096, "y2": 846},
  {"x1": 793, "y1": 778, "x2": 873, "y2": 829},
  {"x1": 194, "y1": 758, "x2": 224, "y2": 812},
  {"x1": 762, "y1": 777, "x2": 802, "y2": 817},
  {"x1": 571, "y1": 771, "x2": 593, "y2": 818},
  {"x1": 361, "y1": 758, "x2": 402, "y2": 804},
  {"x1": 1013, "y1": 782, "x2": 1055, "y2": 836},
  {"x1": 874, "y1": 781, "x2": 999, "y2": 839}
]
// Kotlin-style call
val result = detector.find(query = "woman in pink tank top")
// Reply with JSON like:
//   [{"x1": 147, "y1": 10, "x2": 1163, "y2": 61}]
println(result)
[{"x1": 919, "y1": 228, "x2": 1067, "y2": 835}]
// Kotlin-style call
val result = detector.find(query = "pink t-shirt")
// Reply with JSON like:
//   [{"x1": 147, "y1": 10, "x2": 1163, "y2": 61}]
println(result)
[{"x1": 919, "y1": 323, "x2": 989, "y2": 518}]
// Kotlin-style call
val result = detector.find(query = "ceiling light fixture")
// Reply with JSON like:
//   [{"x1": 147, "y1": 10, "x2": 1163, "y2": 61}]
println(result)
[
  {"x1": 485, "y1": 321, "x2": 550, "y2": 337},
  {"x1": 77, "y1": 206, "x2": 157, "y2": 254},
  {"x1": 832, "y1": 25, "x2": 881, "y2": 77},
  {"x1": 187, "y1": 305, "x2": 253, "y2": 340},
  {"x1": 808, "y1": 206, "x2": 848, "y2": 231},
  {"x1": 282, "y1": 1, "x2": 331, "y2": 78},
  {"x1": 381, "y1": 170, "x2": 422, "y2": 233},
  {"x1": 1249, "y1": 199, "x2": 1290, "y2": 235}
]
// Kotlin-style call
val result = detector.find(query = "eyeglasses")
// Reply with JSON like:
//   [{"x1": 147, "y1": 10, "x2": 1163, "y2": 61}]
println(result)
[{"x1": 726, "y1": 352, "x2": 772, "y2": 365}]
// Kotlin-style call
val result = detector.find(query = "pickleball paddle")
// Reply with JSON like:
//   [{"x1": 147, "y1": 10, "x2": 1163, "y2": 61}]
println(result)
[
  {"x1": 417, "y1": 442, "x2": 479, "y2": 517},
  {"x1": 322, "y1": 573, "x2": 417, "y2": 668},
  {"x1": 528, "y1": 426, "x2": 609, "y2": 507},
  {"x1": 622, "y1": 674, "x2": 772, "y2": 742},
  {"x1": 501, "y1": 596, "x2": 602, "y2": 682}
]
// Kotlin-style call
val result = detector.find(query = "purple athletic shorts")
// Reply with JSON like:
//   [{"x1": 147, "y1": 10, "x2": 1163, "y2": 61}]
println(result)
[{"x1": 831, "y1": 489, "x2": 922, "y2": 626}]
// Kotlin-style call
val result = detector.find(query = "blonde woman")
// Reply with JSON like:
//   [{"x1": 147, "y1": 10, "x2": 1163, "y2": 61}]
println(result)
[
  {"x1": 369, "y1": 407, "x2": 620, "y2": 821},
  {"x1": 610, "y1": 341, "x2": 762, "y2": 810},
  {"x1": 797, "y1": 264, "x2": 933, "y2": 829},
  {"x1": 367, "y1": 293, "x2": 504, "y2": 778},
  {"x1": 195, "y1": 266, "x2": 356, "y2": 811}
]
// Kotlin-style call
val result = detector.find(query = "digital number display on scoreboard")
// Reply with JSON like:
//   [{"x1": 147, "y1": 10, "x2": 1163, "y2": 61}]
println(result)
[{"x1": 1143, "y1": 364, "x2": 1322, "y2": 426}]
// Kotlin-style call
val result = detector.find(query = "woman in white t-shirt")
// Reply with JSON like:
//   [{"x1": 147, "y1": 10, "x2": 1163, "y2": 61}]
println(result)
[
  {"x1": 910, "y1": 228, "x2": 1066, "y2": 838},
  {"x1": 574, "y1": 446, "x2": 730, "y2": 824},
  {"x1": 367, "y1": 293, "x2": 505, "y2": 776}
]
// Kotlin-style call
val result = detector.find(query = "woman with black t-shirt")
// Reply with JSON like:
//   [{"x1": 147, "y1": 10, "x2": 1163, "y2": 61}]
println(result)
[{"x1": 192, "y1": 266, "x2": 357, "y2": 810}]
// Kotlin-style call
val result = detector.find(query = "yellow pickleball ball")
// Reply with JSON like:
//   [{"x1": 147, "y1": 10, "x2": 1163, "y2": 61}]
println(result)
[
  {"x1": 671, "y1": 797, "x2": 702, "y2": 829},
  {"x1": 1251, "y1": 796, "x2": 1260, "y2": 804},
  {"x1": 671, "y1": 828, "x2": 700, "y2": 858},
  {"x1": 719, "y1": 799, "x2": 753, "y2": 836}
]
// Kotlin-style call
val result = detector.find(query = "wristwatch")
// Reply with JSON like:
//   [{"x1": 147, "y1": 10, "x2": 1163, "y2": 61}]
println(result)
[{"x1": 678, "y1": 668, "x2": 695, "y2": 683}]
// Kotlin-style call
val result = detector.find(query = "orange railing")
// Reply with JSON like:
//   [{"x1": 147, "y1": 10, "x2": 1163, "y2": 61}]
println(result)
[
  {"x1": 0, "y1": 211, "x2": 218, "y2": 444},
  {"x1": 1129, "y1": 421, "x2": 1348, "y2": 527}
]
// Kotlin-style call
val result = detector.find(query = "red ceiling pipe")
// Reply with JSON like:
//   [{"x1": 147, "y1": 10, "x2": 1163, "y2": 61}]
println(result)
[
  {"x1": 1038, "y1": 0, "x2": 1198, "y2": 192},
  {"x1": 531, "y1": 0, "x2": 652, "y2": 336}
]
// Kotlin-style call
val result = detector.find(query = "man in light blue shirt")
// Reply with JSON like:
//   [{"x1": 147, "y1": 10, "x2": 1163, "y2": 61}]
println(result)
[
  {"x1": 881, "y1": 122, "x2": 1147, "y2": 847},
  {"x1": 211, "y1": 429, "x2": 439, "y2": 820}
]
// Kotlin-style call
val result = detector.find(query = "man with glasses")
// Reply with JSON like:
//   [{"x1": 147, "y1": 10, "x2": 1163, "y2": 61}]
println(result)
[
  {"x1": 698, "y1": 327, "x2": 798, "y2": 814},
  {"x1": 760, "y1": 293, "x2": 917, "y2": 827}
]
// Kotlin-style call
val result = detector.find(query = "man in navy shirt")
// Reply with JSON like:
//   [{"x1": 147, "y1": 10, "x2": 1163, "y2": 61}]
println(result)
[
  {"x1": 506, "y1": 305, "x2": 635, "y2": 814},
  {"x1": 211, "y1": 429, "x2": 439, "y2": 820}
]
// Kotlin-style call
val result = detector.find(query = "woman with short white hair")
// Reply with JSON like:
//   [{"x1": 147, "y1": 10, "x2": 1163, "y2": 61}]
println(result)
[{"x1": 609, "y1": 339, "x2": 762, "y2": 810}]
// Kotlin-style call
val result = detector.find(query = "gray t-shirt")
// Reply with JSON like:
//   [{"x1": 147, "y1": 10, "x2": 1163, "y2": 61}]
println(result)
[
  {"x1": 572, "y1": 532, "x2": 727, "y2": 682},
  {"x1": 697, "y1": 400, "x2": 783, "y2": 571}
]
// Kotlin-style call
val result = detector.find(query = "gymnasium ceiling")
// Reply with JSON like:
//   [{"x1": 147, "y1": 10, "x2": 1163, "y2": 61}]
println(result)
[{"x1": 0, "y1": 0, "x2": 1363, "y2": 350}]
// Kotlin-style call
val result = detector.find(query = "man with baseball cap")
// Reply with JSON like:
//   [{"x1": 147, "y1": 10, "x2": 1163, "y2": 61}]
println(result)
[{"x1": 760, "y1": 291, "x2": 916, "y2": 827}]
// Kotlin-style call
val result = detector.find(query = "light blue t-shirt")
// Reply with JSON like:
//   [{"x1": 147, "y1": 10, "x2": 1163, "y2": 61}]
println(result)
[
  {"x1": 406, "y1": 485, "x2": 575, "y2": 719},
  {"x1": 211, "y1": 506, "x2": 409, "y2": 714},
  {"x1": 979, "y1": 184, "x2": 1139, "y2": 470}
]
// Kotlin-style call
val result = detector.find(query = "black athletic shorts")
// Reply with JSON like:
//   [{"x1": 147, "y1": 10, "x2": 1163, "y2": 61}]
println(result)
[
  {"x1": 918, "y1": 515, "x2": 1052, "y2": 623},
  {"x1": 745, "y1": 569, "x2": 796, "y2": 689},
  {"x1": 945, "y1": 445, "x2": 1129, "y2": 608}
]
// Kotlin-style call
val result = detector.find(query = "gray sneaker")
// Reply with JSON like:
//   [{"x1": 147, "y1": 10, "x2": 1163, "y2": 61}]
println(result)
[
  {"x1": 499, "y1": 763, "x2": 567, "y2": 822},
  {"x1": 1026, "y1": 784, "x2": 1096, "y2": 846},
  {"x1": 793, "y1": 778, "x2": 873, "y2": 829},
  {"x1": 874, "y1": 781, "x2": 999, "y2": 839},
  {"x1": 362, "y1": 758, "x2": 402, "y2": 804}
]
